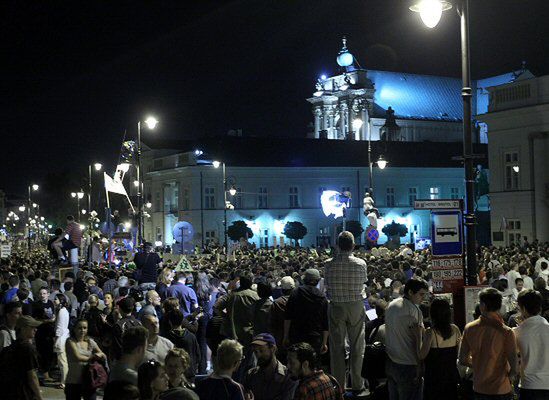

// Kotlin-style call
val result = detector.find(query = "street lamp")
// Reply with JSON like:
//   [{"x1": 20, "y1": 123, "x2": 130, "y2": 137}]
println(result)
[
  {"x1": 27, "y1": 184, "x2": 39, "y2": 251},
  {"x1": 71, "y1": 191, "x2": 85, "y2": 221},
  {"x1": 377, "y1": 155, "x2": 388, "y2": 170},
  {"x1": 410, "y1": 0, "x2": 477, "y2": 284},
  {"x1": 88, "y1": 162, "x2": 103, "y2": 217},
  {"x1": 213, "y1": 160, "x2": 234, "y2": 254},
  {"x1": 136, "y1": 116, "x2": 159, "y2": 247}
]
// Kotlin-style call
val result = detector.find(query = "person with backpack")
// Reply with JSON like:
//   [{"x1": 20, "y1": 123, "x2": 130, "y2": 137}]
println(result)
[
  {"x1": 65, "y1": 318, "x2": 107, "y2": 400},
  {"x1": 1, "y1": 315, "x2": 44, "y2": 400}
]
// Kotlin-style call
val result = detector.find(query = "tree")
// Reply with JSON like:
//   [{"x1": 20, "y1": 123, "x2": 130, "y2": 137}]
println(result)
[
  {"x1": 283, "y1": 221, "x2": 307, "y2": 246},
  {"x1": 227, "y1": 220, "x2": 253, "y2": 242},
  {"x1": 337, "y1": 220, "x2": 364, "y2": 242},
  {"x1": 382, "y1": 221, "x2": 408, "y2": 248}
]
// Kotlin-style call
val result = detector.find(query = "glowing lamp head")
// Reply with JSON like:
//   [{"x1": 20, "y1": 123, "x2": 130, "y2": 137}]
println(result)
[
  {"x1": 194, "y1": 149, "x2": 203, "y2": 156},
  {"x1": 124, "y1": 221, "x2": 132, "y2": 229},
  {"x1": 352, "y1": 118, "x2": 363, "y2": 131},
  {"x1": 133, "y1": 180, "x2": 140, "y2": 187},
  {"x1": 71, "y1": 192, "x2": 76, "y2": 198},
  {"x1": 513, "y1": 165, "x2": 519, "y2": 173},
  {"x1": 79, "y1": 224, "x2": 86, "y2": 230},
  {"x1": 409, "y1": 0, "x2": 452, "y2": 28},
  {"x1": 212, "y1": 160, "x2": 221, "y2": 169},
  {"x1": 32, "y1": 184, "x2": 39, "y2": 191},
  {"x1": 377, "y1": 155, "x2": 388, "y2": 170},
  {"x1": 320, "y1": 74, "x2": 327, "y2": 81},
  {"x1": 81, "y1": 209, "x2": 87, "y2": 215},
  {"x1": 145, "y1": 202, "x2": 152, "y2": 209},
  {"x1": 40, "y1": 216, "x2": 44, "y2": 221},
  {"x1": 229, "y1": 186, "x2": 237, "y2": 196},
  {"x1": 337, "y1": 52, "x2": 354, "y2": 67},
  {"x1": 94, "y1": 163, "x2": 103, "y2": 171},
  {"x1": 19, "y1": 205, "x2": 26, "y2": 212},
  {"x1": 48, "y1": 224, "x2": 52, "y2": 229},
  {"x1": 77, "y1": 192, "x2": 84, "y2": 199},
  {"x1": 32, "y1": 203, "x2": 38, "y2": 208},
  {"x1": 154, "y1": 241, "x2": 163, "y2": 247},
  {"x1": 144, "y1": 116, "x2": 159, "y2": 129}
]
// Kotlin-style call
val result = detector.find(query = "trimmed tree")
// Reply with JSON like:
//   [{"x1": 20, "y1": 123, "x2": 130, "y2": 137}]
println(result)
[
  {"x1": 382, "y1": 221, "x2": 408, "y2": 248},
  {"x1": 283, "y1": 221, "x2": 308, "y2": 246},
  {"x1": 337, "y1": 220, "x2": 365, "y2": 243},
  {"x1": 227, "y1": 220, "x2": 253, "y2": 242}
]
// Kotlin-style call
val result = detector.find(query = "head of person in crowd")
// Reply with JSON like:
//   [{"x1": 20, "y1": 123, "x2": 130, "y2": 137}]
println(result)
[
  {"x1": 374, "y1": 299, "x2": 388, "y2": 320},
  {"x1": 280, "y1": 276, "x2": 295, "y2": 294},
  {"x1": 104, "y1": 292, "x2": 114, "y2": 308},
  {"x1": 64, "y1": 280, "x2": 73, "y2": 293},
  {"x1": 146, "y1": 290, "x2": 161, "y2": 307},
  {"x1": 215, "y1": 339, "x2": 244, "y2": 375},
  {"x1": 429, "y1": 298, "x2": 453, "y2": 340},
  {"x1": 103, "y1": 381, "x2": 140, "y2": 400},
  {"x1": 337, "y1": 231, "x2": 355, "y2": 252},
  {"x1": 302, "y1": 268, "x2": 320, "y2": 287},
  {"x1": 163, "y1": 297, "x2": 180, "y2": 315},
  {"x1": 158, "y1": 268, "x2": 174, "y2": 286},
  {"x1": 403, "y1": 279, "x2": 429, "y2": 305},
  {"x1": 88, "y1": 294, "x2": 100, "y2": 309},
  {"x1": 8, "y1": 274, "x2": 19, "y2": 289},
  {"x1": 167, "y1": 309, "x2": 185, "y2": 331},
  {"x1": 517, "y1": 289, "x2": 543, "y2": 318},
  {"x1": 50, "y1": 278, "x2": 61, "y2": 293},
  {"x1": 16, "y1": 287, "x2": 30, "y2": 303},
  {"x1": 238, "y1": 271, "x2": 254, "y2": 290},
  {"x1": 534, "y1": 277, "x2": 547, "y2": 291},
  {"x1": 251, "y1": 333, "x2": 278, "y2": 368},
  {"x1": 4, "y1": 301, "x2": 23, "y2": 329},
  {"x1": 54, "y1": 292, "x2": 68, "y2": 311},
  {"x1": 119, "y1": 296, "x2": 136, "y2": 317},
  {"x1": 164, "y1": 348, "x2": 192, "y2": 388},
  {"x1": 138, "y1": 359, "x2": 169, "y2": 400},
  {"x1": 479, "y1": 287, "x2": 503, "y2": 315},
  {"x1": 142, "y1": 315, "x2": 160, "y2": 341},
  {"x1": 16, "y1": 315, "x2": 42, "y2": 342},
  {"x1": 194, "y1": 271, "x2": 213, "y2": 302},
  {"x1": 287, "y1": 342, "x2": 317, "y2": 379},
  {"x1": 70, "y1": 318, "x2": 90, "y2": 341},
  {"x1": 118, "y1": 275, "x2": 130, "y2": 288},
  {"x1": 175, "y1": 272, "x2": 187, "y2": 284},
  {"x1": 515, "y1": 277, "x2": 524, "y2": 292},
  {"x1": 256, "y1": 281, "x2": 272, "y2": 300},
  {"x1": 122, "y1": 326, "x2": 149, "y2": 360}
]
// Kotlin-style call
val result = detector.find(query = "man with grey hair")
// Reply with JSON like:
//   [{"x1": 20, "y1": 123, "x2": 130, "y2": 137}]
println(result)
[{"x1": 324, "y1": 231, "x2": 368, "y2": 397}]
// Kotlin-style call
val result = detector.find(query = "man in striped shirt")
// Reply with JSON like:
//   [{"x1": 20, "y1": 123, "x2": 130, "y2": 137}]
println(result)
[
  {"x1": 52, "y1": 215, "x2": 82, "y2": 263},
  {"x1": 324, "y1": 231, "x2": 369, "y2": 397}
]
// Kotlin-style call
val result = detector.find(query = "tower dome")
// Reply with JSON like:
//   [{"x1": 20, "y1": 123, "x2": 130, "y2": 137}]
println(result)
[{"x1": 336, "y1": 36, "x2": 354, "y2": 67}]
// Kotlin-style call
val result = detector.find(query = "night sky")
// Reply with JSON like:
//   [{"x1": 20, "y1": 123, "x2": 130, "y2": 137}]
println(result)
[{"x1": 2, "y1": 0, "x2": 548, "y2": 198}]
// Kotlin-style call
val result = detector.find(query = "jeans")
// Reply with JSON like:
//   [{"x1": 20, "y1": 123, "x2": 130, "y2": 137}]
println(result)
[
  {"x1": 65, "y1": 384, "x2": 97, "y2": 400},
  {"x1": 474, "y1": 392, "x2": 514, "y2": 400},
  {"x1": 520, "y1": 389, "x2": 549, "y2": 400},
  {"x1": 385, "y1": 358, "x2": 423, "y2": 400},
  {"x1": 328, "y1": 300, "x2": 366, "y2": 391}
]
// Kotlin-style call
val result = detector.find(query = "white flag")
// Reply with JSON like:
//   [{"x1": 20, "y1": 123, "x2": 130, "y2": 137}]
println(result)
[{"x1": 104, "y1": 172, "x2": 128, "y2": 196}]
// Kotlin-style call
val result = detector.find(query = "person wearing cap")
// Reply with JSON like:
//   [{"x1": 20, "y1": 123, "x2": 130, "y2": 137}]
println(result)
[
  {"x1": 243, "y1": 333, "x2": 298, "y2": 400},
  {"x1": 270, "y1": 276, "x2": 295, "y2": 363},
  {"x1": 283, "y1": 268, "x2": 328, "y2": 357},
  {"x1": 1, "y1": 315, "x2": 44, "y2": 400},
  {"x1": 324, "y1": 231, "x2": 369, "y2": 398}
]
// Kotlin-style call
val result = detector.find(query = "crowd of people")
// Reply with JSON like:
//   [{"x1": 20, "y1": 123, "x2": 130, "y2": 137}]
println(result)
[{"x1": 1, "y1": 225, "x2": 549, "y2": 400}]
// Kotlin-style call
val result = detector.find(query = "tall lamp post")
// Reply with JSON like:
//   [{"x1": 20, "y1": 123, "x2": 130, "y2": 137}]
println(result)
[
  {"x1": 410, "y1": 0, "x2": 477, "y2": 284},
  {"x1": 212, "y1": 160, "x2": 236, "y2": 254},
  {"x1": 136, "y1": 116, "x2": 158, "y2": 247},
  {"x1": 27, "y1": 184, "x2": 39, "y2": 251},
  {"x1": 88, "y1": 163, "x2": 103, "y2": 218},
  {"x1": 353, "y1": 118, "x2": 388, "y2": 194},
  {"x1": 71, "y1": 191, "x2": 85, "y2": 222}
]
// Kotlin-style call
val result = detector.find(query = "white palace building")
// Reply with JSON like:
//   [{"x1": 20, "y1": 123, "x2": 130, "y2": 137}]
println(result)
[{"x1": 138, "y1": 39, "x2": 540, "y2": 250}]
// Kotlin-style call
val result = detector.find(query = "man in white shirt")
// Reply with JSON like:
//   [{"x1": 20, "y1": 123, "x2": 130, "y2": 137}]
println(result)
[
  {"x1": 385, "y1": 279, "x2": 429, "y2": 400},
  {"x1": 514, "y1": 289, "x2": 549, "y2": 399},
  {"x1": 507, "y1": 264, "x2": 521, "y2": 291},
  {"x1": 142, "y1": 314, "x2": 174, "y2": 364}
]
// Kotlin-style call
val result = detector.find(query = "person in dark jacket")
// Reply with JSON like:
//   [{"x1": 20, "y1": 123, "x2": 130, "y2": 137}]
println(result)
[{"x1": 283, "y1": 269, "x2": 329, "y2": 355}]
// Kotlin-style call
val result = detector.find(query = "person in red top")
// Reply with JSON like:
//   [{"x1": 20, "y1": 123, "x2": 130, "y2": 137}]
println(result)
[
  {"x1": 287, "y1": 342, "x2": 343, "y2": 400},
  {"x1": 52, "y1": 215, "x2": 82, "y2": 263}
]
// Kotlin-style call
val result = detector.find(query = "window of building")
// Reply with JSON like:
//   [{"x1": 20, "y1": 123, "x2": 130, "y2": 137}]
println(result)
[
  {"x1": 233, "y1": 186, "x2": 242, "y2": 209},
  {"x1": 289, "y1": 187, "x2": 299, "y2": 208},
  {"x1": 258, "y1": 187, "x2": 268, "y2": 209},
  {"x1": 508, "y1": 219, "x2": 521, "y2": 245},
  {"x1": 429, "y1": 187, "x2": 440, "y2": 200},
  {"x1": 260, "y1": 229, "x2": 269, "y2": 248},
  {"x1": 205, "y1": 230, "x2": 216, "y2": 244},
  {"x1": 154, "y1": 191, "x2": 161, "y2": 212},
  {"x1": 450, "y1": 187, "x2": 460, "y2": 199},
  {"x1": 156, "y1": 226, "x2": 162, "y2": 241},
  {"x1": 204, "y1": 187, "x2": 215, "y2": 209},
  {"x1": 504, "y1": 152, "x2": 519, "y2": 190},
  {"x1": 408, "y1": 187, "x2": 418, "y2": 206},
  {"x1": 182, "y1": 187, "x2": 190, "y2": 210},
  {"x1": 386, "y1": 187, "x2": 395, "y2": 207}
]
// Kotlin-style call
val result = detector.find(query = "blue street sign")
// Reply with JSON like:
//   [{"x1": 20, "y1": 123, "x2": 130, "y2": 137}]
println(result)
[
  {"x1": 366, "y1": 227, "x2": 379, "y2": 243},
  {"x1": 430, "y1": 210, "x2": 463, "y2": 256}
]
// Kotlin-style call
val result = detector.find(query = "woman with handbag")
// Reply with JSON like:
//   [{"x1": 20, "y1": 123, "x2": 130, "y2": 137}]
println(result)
[{"x1": 65, "y1": 318, "x2": 107, "y2": 400}]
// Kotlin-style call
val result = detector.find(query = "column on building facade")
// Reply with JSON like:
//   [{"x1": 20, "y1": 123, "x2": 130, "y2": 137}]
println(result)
[
  {"x1": 323, "y1": 105, "x2": 330, "y2": 139},
  {"x1": 313, "y1": 107, "x2": 322, "y2": 139},
  {"x1": 339, "y1": 102, "x2": 348, "y2": 140},
  {"x1": 327, "y1": 106, "x2": 336, "y2": 139},
  {"x1": 360, "y1": 107, "x2": 369, "y2": 141}
]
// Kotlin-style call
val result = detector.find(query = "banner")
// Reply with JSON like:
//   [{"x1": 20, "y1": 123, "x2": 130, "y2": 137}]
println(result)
[{"x1": 104, "y1": 172, "x2": 128, "y2": 196}]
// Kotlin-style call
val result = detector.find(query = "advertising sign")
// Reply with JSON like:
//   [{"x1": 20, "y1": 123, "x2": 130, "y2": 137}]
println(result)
[
  {"x1": 0, "y1": 243, "x2": 11, "y2": 258},
  {"x1": 431, "y1": 256, "x2": 465, "y2": 293}
]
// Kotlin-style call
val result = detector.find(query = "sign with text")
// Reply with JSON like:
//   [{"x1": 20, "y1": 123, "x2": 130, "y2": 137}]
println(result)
[
  {"x1": 414, "y1": 199, "x2": 462, "y2": 210},
  {"x1": 0, "y1": 244, "x2": 11, "y2": 258},
  {"x1": 431, "y1": 256, "x2": 465, "y2": 293}
]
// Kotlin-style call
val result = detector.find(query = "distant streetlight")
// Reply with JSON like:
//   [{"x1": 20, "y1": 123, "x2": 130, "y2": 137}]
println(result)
[
  {"x1": 212, "y1": 160, "x2": 221, "y2": 169},
  {"x1": 145, "y1": 202, "x2": 152, "y2": 209},
  {"x1": 229, "y1": 186, "x2": 237, "y2": 196},
  {"x1": 89, "y1": 162, "x2": 103, "y2": 214},
  {"x1": 94, "y1": 163, "x2": 103, "y2": 171},
  {"x1": 377, "y1": 155, "x2": 388, "y2": 170},
  {"x1": 409, "y1": 0, "x2": 452, "y2": 28},
  {"x1": 19, "y1": 205, "x2": 26, "y2": 212},
  {"x1": 32, "y1": 184, "x2": 39, "y2": 191}
]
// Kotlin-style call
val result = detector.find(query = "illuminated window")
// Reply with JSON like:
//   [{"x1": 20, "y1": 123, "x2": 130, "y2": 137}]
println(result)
[
  {"x1": 386, "y1": 187, "x2": 395, "y2": 207},
  {"x1": 504, "y1": 152, "x2": 519, "y2": 190},
  {"x1": 429, "y1": 187, "x2": 440, "y2": 200},
  {"x1": 450, "y1": 187, "x2": 460, "y2": 199},
  {"x1": 289, "y1": 187, "x2": 299, "y2": 208},
  {"x1": 204, "y1": 187, "x2": 215, "y2": 209}
]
